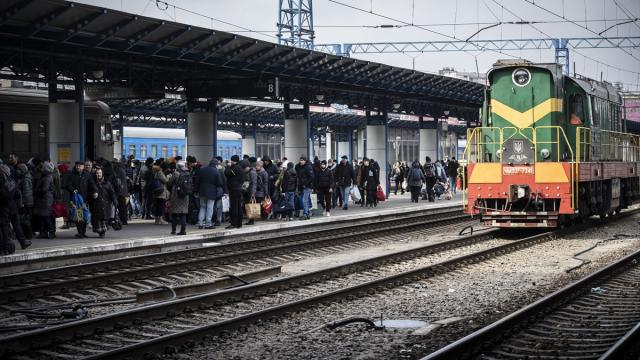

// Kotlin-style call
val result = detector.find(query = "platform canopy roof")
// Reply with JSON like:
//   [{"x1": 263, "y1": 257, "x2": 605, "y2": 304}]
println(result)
[
  {"x1": 108, "y1": 98, "x2": 468, "y2": 135},
  {"x1": 0, "y1": 0, "x2": 483, "y2": 121}
]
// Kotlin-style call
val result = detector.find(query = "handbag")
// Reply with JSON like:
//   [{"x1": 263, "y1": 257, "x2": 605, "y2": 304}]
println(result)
[
  {"x1": 402, "y1": 179, "x2": 408, "y2": 191},
  {"x1": 52, "y1": 202, "x2": 67, "y2": 218},
  {"x1": 110, "y1": 205, "x2": 123, "y2": 231},
  {"x1": 261, "y1": 196, "x2": 273, "y2": 215},
  {"x1": 376, "y1": 185, "x2": 386, "y2": 202},
  {"x1": 245, "y1": 197, "x2": 261, "y2": 220},
  {"x1": 310, "y1": 193, "x2": 318, "y2": 210},
  {"x1": 349, "y1": 186, "x2": 361, "y2": 202},
  {"x1": 222, "y1": 195, "x2": 230, "y2": 213}
]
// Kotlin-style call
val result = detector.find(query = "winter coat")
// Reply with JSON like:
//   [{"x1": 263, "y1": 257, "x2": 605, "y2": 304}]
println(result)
[
  {"x1": 18, "y1": 171, "x2": 34, "y2": 208},
  {"x1": 65, "y1": 169, "x2": 95, "y2": 200},
  {"x1": 315, "y1": 168, "x2": 334, "y2": 189},
  {"x1": 33, "y1": 162, "x2": 55, "y2": 217},
  {"x1": 296, "y1": 163, "x2": 314, "y2": 190},
  {"x1": 407, "y1": 163, "x2": 426, "y2": 187},
  {"x1": 447, "y1": 160, "x2": 459, "y2": 178},
  {"x1": 0, "y1": 166, "x2": 14, "y2": 222},
  {"x1": 224, "y1": 163, "x2": 244, "y2": 192},
  {"x1": 167, "y1": 170, "x2": 190, "y2": 214},
  {"x1": 112, "y1": 164, "x2": 129, "y2": 197},
  {"x1": 263, "y1": 157, "x2": 279, "y2": 193},
  {"x1": 244, "y1": 167, "x2": 257, "y2": 197},
  {"x1": 283, "y1": 168, "x2": 298, "y2": 193},
  {"x1": 152, "y1": 166, "x2": 169, "y2": 199},
  {"x1": 90, "y1": 178, "x2": 116, "y2": 221},
  {"x1": 255, "y1": 169, "x2": 269, "y2": 199},
  {"x1": 362, "y1": 163, "x2": 381, "y2": 191},
  {"x1": 198, "y1": 164, "x2": 223, "y2": 200},
  {"x1": 334, "y1": 162, "x2": 355, "y2": 187}
]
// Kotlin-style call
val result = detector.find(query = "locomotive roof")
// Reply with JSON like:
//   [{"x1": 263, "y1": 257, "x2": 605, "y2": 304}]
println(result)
[
  {"x1": 566, "y1": 76, "x2": 621, "y2": 103},
  {"x1": 488, "y1": 59, "x2": 621, "y2": 104}
]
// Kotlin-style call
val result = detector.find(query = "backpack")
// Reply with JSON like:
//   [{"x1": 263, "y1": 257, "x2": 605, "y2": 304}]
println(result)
[
  {"x1": 150, "y1": 178, "x2": 164, "y2": 196},
  {"x1": 424, "y1": 164, "x2": 436, "y2": 178},
  {"x1": 411, "y1": 167, "x2": 422, "y2": 181},
  {"x1": 175, "y1": 173, "x2": 193, "y2": 197}
]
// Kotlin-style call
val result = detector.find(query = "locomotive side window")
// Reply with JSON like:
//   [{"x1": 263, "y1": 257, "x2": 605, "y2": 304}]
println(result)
[
  {"x1": 12, "y1": 122, "x2": 31, "y2": 153},
  {"x1": 591, "y1": 97, "x2": 599, "y2": 127},
  {"x1": 151, "y1": 144, "x2": 157, "y2": 158},
  {"x1": 140, "y1": 144, "x2": 147, "y2": 159},
  {"x1": 569, "y1": 94, "x2": 584, "y2": 125}
]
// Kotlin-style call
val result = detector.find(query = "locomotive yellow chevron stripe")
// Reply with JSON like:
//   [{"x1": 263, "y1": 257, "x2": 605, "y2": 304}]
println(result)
[{"x1": 491, "y1": 98, "x2": 563, "y2": 128}]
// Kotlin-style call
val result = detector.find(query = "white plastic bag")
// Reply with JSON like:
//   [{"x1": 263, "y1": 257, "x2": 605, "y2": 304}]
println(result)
[
  {"x1": 222, "y1": 195, "x2": 230, "y2": 213},
  {"x1": 350, "y1": 186, "x2": 361, "y2": 202},
  {"x1": 402, "y1": 179, "x2": 408, "y2": 191},
  {"x1": 310, "y1": 193, "x2": 318, "y2": 210}
]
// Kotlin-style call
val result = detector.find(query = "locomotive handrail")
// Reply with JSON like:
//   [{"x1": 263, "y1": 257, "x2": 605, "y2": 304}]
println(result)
[{"x1": 533, "y1": 126, "x2": 575, "y2": 210}]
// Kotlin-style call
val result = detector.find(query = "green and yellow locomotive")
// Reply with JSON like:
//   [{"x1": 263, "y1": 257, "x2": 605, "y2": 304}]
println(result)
[{"x1": 464, "y1": 60, "x2": 640, "y2": 227}]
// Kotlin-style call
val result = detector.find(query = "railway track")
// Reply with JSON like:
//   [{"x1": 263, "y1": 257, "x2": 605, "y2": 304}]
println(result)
[
  {"x1": 4, "y1": 210, "x2": 635, "y2": 359},
  {"x1": 0, "y1": 226, "x2": 556, "y2": 359},
  {"x1": 0, "y1": 209, "x2": 469, "y2": 305},
  {"x1": 422, "y1": 222, "x2": 640, "y2": 360}
]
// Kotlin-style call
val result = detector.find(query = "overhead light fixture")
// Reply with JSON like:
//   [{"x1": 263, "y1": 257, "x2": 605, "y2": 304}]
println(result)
[
  {"x1": 443, "y1": 110, "x2": 450, "y2": 116},
  {"x1": 393, "y1": 102, "x2": 401, "y2": 110},
  {"x1": 315, "y1": 94, "x2": 325, "y2": 101}
]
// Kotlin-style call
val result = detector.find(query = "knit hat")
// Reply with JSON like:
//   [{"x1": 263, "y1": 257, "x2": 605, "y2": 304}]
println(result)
[
  {"x1": 299, "y1": 155, "x2": 307, "y2": 161},
  {"x1": 341, "y1": 155, "x2": 348, "y2": 160},
  {"x1": 231, "y1": 155, "x2": 240, "y2": 162}
]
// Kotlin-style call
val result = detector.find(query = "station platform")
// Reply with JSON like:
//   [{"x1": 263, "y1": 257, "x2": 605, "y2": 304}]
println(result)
[{"x1": 0, "y1": 192, "x2": 464, "y2": 272}]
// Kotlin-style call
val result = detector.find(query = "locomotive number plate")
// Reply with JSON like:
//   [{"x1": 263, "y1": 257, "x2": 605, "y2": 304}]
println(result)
[{"x1": 503, "y1": 166, "x2": 534, "y2": 175}]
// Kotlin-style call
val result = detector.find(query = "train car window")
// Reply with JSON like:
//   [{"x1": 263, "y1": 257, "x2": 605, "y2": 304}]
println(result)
[
  {"x1": 171, "y1": 145, "x2": 178, "y2": 157},
  {"x1": 225, "y1": 146, "x2": 230, "y2": 160},
  {"x1": 182, "y1": 146, "x2": 186, "y2": 157},
  {"x1": 161, "y1": 145, "x2": 168, "y2": 158},
  {"x1": 39, "y1": 121, "x2": 47, "y2": 154},
  {"x1": 140, "y1": 144, "x2": 147, "y2": 159},
  {"x1": 151, "y1": 145, "x2": 157, "y2": 158},
  {"x1": 569, "y1": 95, "x2": 584, "y2": 125},
  {"x1": 12, "y1": 122, "x2": 31, "y2": 153},
  {"x1": 128, "y1": 145, "x2": 136, "y2": 156},
  {"x1": 218, "y1": 145, "x2": 222, "y2": 158}
]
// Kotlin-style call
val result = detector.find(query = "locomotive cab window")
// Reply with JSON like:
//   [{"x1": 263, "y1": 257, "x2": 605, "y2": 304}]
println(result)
[{"x1": 569, "y1": 94, "x2": 584, "y2": 125}]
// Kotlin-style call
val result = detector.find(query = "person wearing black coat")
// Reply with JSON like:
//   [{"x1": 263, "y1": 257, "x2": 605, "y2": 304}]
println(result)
[
  {"x1": 112, "y1": 161, "x2": 129, "y2": 225},
  {"x1": 197, "y1": 159, "x2": 223, "y2": 229},
  {"x1": 334, "y1": 155, "x2": 355, "y2": 210},
  {"x1": 407, "y1": 161, "x2": 426, "y2": 203},
  {"x1": 295, "y1": 156, "x2": 314, "y2": 220},
  {"x1": 224, "y1": 155, "x2": 244, "y2": 229},
  {"x1": 314, "y1": 160, "x2": 334, "y2": 216},
  {"x1": 360, "y1": 158, "x2": 381, "y2": 207},
  {"x1": 281, "y1": 162, "x2": 298, "y2": 220},
  {"x1": 65, "y1": 161, "x2": 96, "y2": 238},
  {"x1": 262, "y1": 155, "x2": 279, "y2": 199},
  {"x1": 89, "y1": 168, "x2": 116, "y2": 238}
]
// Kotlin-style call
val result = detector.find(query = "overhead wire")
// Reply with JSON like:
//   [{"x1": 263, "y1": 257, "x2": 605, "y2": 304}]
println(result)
[
  {"x1": 493, "y1": 0, "x2": 640, "y2": 80},
  {"x1": 612, "y1": 0, "x2": 640, "y2": 32},
  {"x1": 520, "y1": 0, "x2": 640, "y2": 64}
]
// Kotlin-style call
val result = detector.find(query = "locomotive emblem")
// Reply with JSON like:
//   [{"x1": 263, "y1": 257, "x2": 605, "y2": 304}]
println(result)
[{"x1": 513, "y1": 140, "x2": 524, "y2": 154}]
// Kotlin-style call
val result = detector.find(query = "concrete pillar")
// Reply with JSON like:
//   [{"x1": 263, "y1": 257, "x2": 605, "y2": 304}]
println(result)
[
  {"x1": 187, "y1": 111, "x2": 216, "y2": 163},
  {"x1": 242, "y1": 135, "x2": 256, "y2": 157},
  {"x1": 49, "y1": 102, "x2": 81, "y2": 165},
  {"x1": 337, "y1": 141, "x2": 350, "y2": 160},
  {"x1": 283, "y1": 102, "x2": 310, "y2": 161},
  {"x1": 366, "y1": 110, "x2": 389, "y2": 196},
  {"x1": 357, "y1": 128, "x2": 366, "y2": 160},
  {"x1": 324, "y1": 132, "x2": 332, "y2": 161},
  {"x1": 419, "y1": 128, "x2": 437, "y2": 162}
]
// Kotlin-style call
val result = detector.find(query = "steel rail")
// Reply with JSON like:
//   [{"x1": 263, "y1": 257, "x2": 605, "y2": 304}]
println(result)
[
  {"x1": 0, "y1": 209, "x2": 466, "y2": 303},
  {"x1": 422, "y1": 209, "x2": 640, "y2": 360},
  {"x1": 0, "y1": 227, "x2": 500, "y2": 356}
]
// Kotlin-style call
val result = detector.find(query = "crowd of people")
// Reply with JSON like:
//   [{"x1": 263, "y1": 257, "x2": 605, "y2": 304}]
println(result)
[
  {"x1": 0, "y1": 152, "x2": 385, "y2": 254},
  {"x1": 392, "y1": 157, "x2": 462, "y2": 203},
  {"x1": 0, "y1": 151, "x2": 462, "y2": 255}
]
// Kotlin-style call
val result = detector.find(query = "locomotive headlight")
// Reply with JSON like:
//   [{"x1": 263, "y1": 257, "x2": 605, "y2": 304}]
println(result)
[
  {"x1": 496, "y1": 149, "x2": 502, "y2": 159},
  {"x1": 540, "y1": 148, "x2": 550, "y2": 159},
  {"x1": 517, "y1": 186, "x2": 527, "y2": 199}
]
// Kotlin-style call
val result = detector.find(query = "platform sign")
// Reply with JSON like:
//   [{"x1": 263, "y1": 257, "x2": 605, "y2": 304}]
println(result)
[
  {"x1": 187, "y1": 77, "x2": 279, "y2": 98},
  {"x1": 57, "y1": 144, "x2": 71, "y2": 164}
]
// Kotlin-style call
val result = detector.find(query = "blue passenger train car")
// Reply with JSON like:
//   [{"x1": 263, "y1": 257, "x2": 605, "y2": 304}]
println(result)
[{"x1": 123, "y1": 127, "x2": 242, "y2": 160}]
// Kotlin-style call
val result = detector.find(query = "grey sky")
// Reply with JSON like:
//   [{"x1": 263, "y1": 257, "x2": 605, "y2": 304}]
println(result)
[{"x1": 78, "y1": 0, "x2": 640, "y2": 89}]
